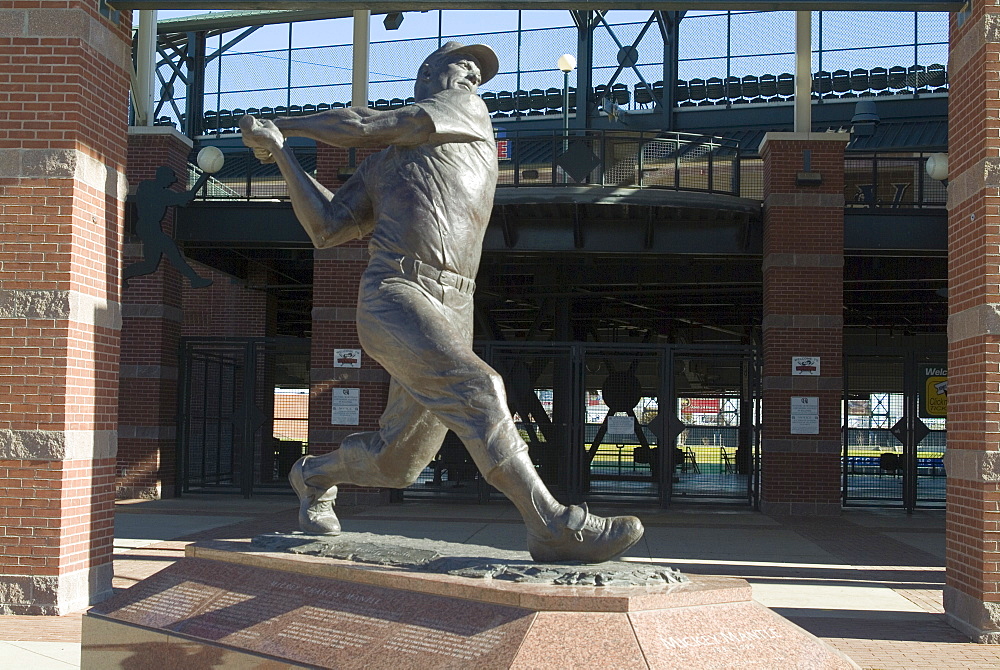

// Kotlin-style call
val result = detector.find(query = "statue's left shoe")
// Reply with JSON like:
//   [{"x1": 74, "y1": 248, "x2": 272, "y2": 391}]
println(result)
[
  {"x1": 527, "y1": 503, "x2": 643, "y2": 564},
  {"x1": 289, "y1": 456, "x2": 341, "y2": 535}
]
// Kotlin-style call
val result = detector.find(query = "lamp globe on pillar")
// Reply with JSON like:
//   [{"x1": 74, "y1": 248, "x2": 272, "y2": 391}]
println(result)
[
  {"x1": 557, "y1": 53, "x2": 577, "y2": 138},
  {"x1": 926, "y1": 153, "x2": 948, "y2": 184}
]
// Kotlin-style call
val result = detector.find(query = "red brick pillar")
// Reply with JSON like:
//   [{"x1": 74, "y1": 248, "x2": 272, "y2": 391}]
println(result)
[
  {"x1": 0, "y1": 2, "x2": 131, "y2": 613},
  {"x1": 943, "y1": 1, "x2": 1000, "y2": 643},
  {"x1": 118, "y1": 128, "x2": 192, "y2": 499},
  {"x1": 308, "y1": 146, "x2": 391, "y2": 506},
  {"x1": 758, "y1": 132, "x2": 849, "y2": 516}
]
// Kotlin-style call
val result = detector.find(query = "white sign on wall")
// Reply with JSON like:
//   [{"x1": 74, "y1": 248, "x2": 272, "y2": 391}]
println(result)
[
  {"x1": 790, "y1": 396, "x2": 819, "y2": 435},
  {"x1": 331, "y1": 387, "x2": 360, "y2": 425},
  {"x1": 334, "y1": 349, "x2": 362, "y2": 368},
  {"x1": 791, "y1": 357, "x2": 820, "y2": 376}
]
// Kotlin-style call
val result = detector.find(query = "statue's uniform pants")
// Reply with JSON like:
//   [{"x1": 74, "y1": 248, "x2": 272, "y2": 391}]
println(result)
[{"x1": 303, "y1": 251, "x2": 528, "y2": 490}]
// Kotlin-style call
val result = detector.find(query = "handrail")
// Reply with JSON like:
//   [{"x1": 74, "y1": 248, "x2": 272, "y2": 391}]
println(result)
[
  {"x1": 191, "y1": 130, "x2": 743, "y2": 201},
  {"x1": 187, "y1": 139, "x2": 945, "y2": 209}
]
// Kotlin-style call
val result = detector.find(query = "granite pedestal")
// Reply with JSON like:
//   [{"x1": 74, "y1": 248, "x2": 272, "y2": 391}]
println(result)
[{"x1": 83, "y1": 535, "x2": 859, "y2": 669}]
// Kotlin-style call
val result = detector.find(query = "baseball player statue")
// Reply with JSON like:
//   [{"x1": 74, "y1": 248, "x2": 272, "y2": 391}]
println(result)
[{"x1": 240, "y1": 42, "x2": 643, "y2": 563}]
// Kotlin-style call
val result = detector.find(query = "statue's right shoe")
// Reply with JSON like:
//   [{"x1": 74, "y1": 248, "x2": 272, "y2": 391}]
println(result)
[
  {"x1": 527, "y1": 503, "x2": 643, "y2": 564},
  {"x1": 288, "y1": 456, "x2": 341, "y2": 535}
]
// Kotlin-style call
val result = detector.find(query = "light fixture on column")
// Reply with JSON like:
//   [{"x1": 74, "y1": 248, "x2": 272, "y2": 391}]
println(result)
[
  {"x1": 556, "y1": 54, "x2": 577, "y2": 184},
  {"x1": 926, "y1": 152, "x2": 948, "y2": 183},
  {"x1": 383, "y1": 12, "x2": 403, "y2": 30},
  {"x1": 557, "y1": 53, "x2": 576, "y2": 136}
]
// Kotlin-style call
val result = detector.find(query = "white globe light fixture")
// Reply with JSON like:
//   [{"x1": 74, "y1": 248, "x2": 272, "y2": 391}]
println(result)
[
  {"x1": 557, "y1": 53, "x2": 577, "y2": 167},
  {"x1": 926, "y1": 153, "x2": 948, "y2": 182},
  {"x1": 196, "y1": 145, "x2": 225, "y2": 174},
  {"x1": 557, "y1": 53, "x2": 577, "y2": 74}
]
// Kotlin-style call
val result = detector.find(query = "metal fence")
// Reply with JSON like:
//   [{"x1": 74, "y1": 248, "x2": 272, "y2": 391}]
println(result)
[
  {"x1": 188, "y1": 137, "x2": 943, "y2": 210},
  {"x1": 154, "y1": 10, "x2": 949, "y2": 134},
  {"x1": 188, "y1": 130, "x2": 741, "y2": 199},
  {"x1": 845, "y1": 153, "x2": 947, "y2": 208}
]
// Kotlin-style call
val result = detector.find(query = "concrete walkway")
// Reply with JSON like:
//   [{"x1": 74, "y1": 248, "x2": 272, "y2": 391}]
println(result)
[{"x1": 3, "y1": 495, "x2": 999, "y2": 669}]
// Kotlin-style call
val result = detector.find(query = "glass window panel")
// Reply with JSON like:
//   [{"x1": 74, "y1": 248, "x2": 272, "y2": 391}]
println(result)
[
  {"x1": 290, "y1": 44, "x2": 353, "y2": 90},
  {"x1": 819, "y1": 11, "x2": 915, "y2": 51},
  {"x1": 220, "y1": 51, "x2": 289, "y2": 95},
  {"x1": 728, "y1": 54, "x2": 794, "y2": 78},
  {"x1": 918, "y1": 44, "x2": 949, "y2": 68},
  {"x1": 916, "y1": 12, "x2": 950, "y2": 44},
  {"x1": 227, "y1": 23, "x2": 291, "y2": 53},
  {"x1": 677, "y1": 58, "x2": 728, "y2": 81},
  {"x1": 819, "y1": 45, "x2": 913, "y2": 73},
  {"x1": 519, "y1": 10, "x2": 574, "y2": 30},
  {"x1": 679, "y1": 14, "x2": 729, "y2": 61},
  {"x1": 441, "y1": 9, "x2": 519, "y2": 35},
  {"x1": 518, "y1": 26, "x2": 577, "y2": 74},
  {"x1": 730, "y1": 11, "x2": 795, "y2": 58}
]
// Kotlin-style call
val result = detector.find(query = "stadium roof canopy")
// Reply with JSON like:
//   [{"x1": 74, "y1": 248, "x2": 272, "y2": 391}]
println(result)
[{"x1": 112, "y1": 0, "x2": 964, "y2": 13}]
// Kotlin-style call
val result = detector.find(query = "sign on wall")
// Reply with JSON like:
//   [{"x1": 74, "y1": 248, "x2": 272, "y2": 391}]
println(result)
[
  {"x1": 331, "y1": 387, "x2": 360, "y2": 425},
  {"x1": 334, "y1": 349, "x2": 362, "y2": 368},
  {"x1": 790, "y1": 396, "x2": 819, "y2": 435},
  {"x1": 920, "y1": 365, "x2": 947, "y2": 418},
  {"x1": 791, "y1": 356, "x2": 820, "y2": 376}
]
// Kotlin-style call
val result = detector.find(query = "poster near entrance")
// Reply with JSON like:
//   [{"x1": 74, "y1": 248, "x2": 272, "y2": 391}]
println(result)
[{"x1": 920, "y1": 365, "x2": 947, "y2": 418}]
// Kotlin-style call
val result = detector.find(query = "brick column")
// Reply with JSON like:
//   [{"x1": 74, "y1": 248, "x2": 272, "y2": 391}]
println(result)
[
  {"x1": 943, "y1": 1, "x2": 1000, "y2": 643},
  {"x1": 308, "y1": 146, "x2": 391, "y2": 506},
  {"x1": 758, "y1": 132, "x2": 849, "y2": 516},
  {"x1": 0, "y1": 3, "x2": 131, "y2": 612},
  {"x1": 118, "y1": 128, "x2": 191, "y2": 499}
]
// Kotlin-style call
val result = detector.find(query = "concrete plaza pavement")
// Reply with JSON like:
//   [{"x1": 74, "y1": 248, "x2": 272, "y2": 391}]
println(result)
[{"x1": 2, "y1": 494, "x2": 999, "y2": 669}]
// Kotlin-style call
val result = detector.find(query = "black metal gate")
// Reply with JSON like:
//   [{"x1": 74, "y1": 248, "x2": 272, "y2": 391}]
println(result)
[
  {"x1": 843, "y1": 350, "x2": 947, "y2": 510},
  {"x1": 404, "y1": 342, "x2": 760, "y2": 507},
  {"x1": 667, "y1": 347, "x2": 760, "y2": 506},
  {"x1": 178, "y1": 337, "x2": 310, "y2": 497}
]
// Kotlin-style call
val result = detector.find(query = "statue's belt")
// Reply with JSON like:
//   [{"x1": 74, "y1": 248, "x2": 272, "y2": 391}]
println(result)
[{"x1": 373, "y1": 251, "x2": 476, "y2": 295}]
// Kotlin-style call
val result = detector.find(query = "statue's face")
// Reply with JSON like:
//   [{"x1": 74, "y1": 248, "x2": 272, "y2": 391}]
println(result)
[{"x1": 421, "y1": 54, "x2": 481, "y2": 96}]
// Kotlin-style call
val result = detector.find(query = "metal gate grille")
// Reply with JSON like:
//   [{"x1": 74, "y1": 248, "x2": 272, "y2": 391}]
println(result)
[
  {"x1": 669, "y1": 349, "x2": 758, "y2": 503},
  {"x1": 843, "y1": 356, "x2": 906, "y2": 505},
  {"x1": 179, "y1": 337, "x2": 310, "y2": 496},
  {"x1": 582, "y1": 349, "x2": 664, "y2": 501},
  {"x1": 401, "y1": 342, "x2": 758, "y2": 507},
  {"x1": 843, "y1": 352, "x2": 946, "y2": 509}
]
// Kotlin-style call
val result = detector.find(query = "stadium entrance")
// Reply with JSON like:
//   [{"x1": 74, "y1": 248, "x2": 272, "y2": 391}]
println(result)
[
  {"x1": 404, "y1": 342, "x2": 760, "y2": 507},
  {"x1": 843, "y1": 350, "x2": 947, "y2": 510}
]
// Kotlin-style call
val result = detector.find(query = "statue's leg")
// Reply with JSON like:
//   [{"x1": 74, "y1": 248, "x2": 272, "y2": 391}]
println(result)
[
  {"x1": 342, "y1": 259, "x2": 643, "y2": 562},
  {"x1": 159, "y1": 240, "x2": 212, "y2": 288},
  {"x1": 122, "y1": 251, "x2": 162, "y2": 281},
  {"x1": 291, "y1": 378, "x2": 447, "y2": 534}
]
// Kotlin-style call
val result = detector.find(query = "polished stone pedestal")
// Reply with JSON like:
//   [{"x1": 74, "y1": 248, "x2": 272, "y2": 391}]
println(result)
[{"x1": 83, "y1": 537, "x2": 859, "y2": 669}]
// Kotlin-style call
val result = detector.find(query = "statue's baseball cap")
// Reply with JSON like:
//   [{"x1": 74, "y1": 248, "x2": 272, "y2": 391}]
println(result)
[{"x1": 420, "y1": 41, "x2": 499, "y2": 85}]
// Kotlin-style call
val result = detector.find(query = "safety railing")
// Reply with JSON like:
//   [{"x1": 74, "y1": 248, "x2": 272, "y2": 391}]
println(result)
[
  {"x1": 186, "y1": 140, "x2": 945, "y2": 209},
  {"x1": 845, "y1": 153, "x2": 947, "y2": 209},
  {"x1": 497, "y1": 130, "x2": 741, "y2": 194},
  {"x1": 190, "y1": 130, "x2": 742, "y2": 200}
]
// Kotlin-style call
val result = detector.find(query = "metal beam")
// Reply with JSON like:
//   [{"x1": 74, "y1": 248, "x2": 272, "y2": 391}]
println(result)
[
  {"x1": 111, "y1": 1, "x2": 963, "y2": 11},
  {"x1": 133, "y1": 10, "x2": 157, "y2": 125}
]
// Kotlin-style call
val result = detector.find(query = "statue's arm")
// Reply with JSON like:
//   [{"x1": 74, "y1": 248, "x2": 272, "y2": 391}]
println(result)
[
  {"x1": 274, "y1": 106, "x2": 435, "y2": 148},
  {"x1": 240, "y1": 115, "x2": 373, "y2": 248},
  {"x1": 163, "y1": 189, "x2": 195, "y2": 206}
]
